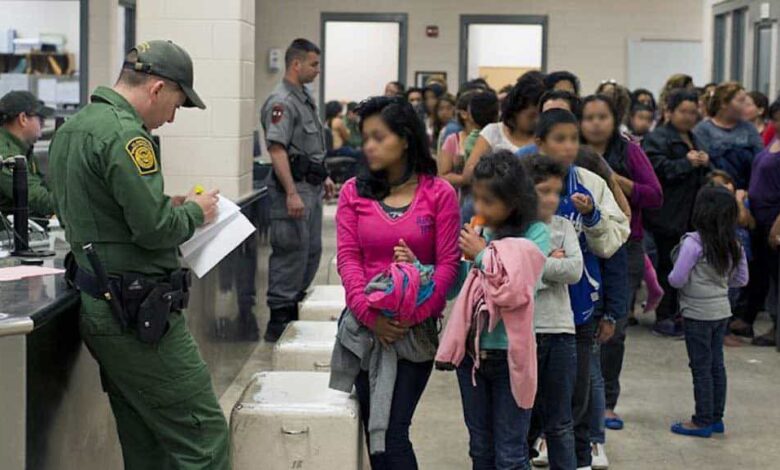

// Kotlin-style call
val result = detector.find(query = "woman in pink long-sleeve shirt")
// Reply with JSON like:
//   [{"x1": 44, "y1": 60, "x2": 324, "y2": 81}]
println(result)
[{"x1": 336, "y1": 96, "x2": 460, "y2": 469}]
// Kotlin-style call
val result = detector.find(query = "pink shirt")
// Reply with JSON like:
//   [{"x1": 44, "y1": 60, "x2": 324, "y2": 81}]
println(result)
[{"x1": 336, "y1": 175, "x2": 461, "y2": 328}]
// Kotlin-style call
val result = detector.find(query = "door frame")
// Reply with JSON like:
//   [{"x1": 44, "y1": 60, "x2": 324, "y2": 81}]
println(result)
[
  {"x1": 319, "y1": 12, "x2": 408, "y2": 111},
  {"x1": 459, "y1": 14, "x2": 548, "y2": 85},
  {"x1": 752, "y1": 19, "x2": 775, "y2": 93}
]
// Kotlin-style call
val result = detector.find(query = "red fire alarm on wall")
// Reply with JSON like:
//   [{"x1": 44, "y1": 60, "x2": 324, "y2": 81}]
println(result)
[{"x1": 426, "y1": 25, "x2": 439, "y2": 38}]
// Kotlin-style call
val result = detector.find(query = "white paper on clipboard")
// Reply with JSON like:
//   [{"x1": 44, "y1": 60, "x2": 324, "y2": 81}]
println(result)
[{"x1": 180, "y1": 196, "x2": 256, "y2": 278}]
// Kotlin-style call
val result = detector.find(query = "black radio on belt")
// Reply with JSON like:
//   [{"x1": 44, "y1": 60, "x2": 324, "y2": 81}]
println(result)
[{"x1": 289, "y1": 154, "x2": 328, "y2": 186}]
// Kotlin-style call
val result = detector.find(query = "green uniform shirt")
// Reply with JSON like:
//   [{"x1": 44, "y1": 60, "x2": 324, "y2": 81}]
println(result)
[
  {"x1": 0, "y1": 127, "x2": 55, "y2": 218},
  {"x1": 48, "y1": 86, "x2": 203, "y2": 276}
]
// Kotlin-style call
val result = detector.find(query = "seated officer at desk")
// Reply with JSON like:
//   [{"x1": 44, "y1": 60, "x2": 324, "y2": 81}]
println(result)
[{"x1": 0, "y1": 91, "x2": 55, "y2": 219}]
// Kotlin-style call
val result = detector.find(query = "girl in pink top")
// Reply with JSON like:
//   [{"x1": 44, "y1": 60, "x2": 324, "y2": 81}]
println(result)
[{"x1": 336, "y1": 96, "x2": 460, "y2": 469}]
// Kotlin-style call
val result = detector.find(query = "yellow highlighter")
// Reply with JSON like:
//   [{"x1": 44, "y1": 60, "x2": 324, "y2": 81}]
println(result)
[{"x1": 194, "y1": 184, "x2": 205, "y2": 195}]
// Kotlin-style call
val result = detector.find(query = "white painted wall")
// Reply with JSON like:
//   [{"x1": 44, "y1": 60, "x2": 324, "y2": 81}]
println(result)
[
  {"x1": 255, "y1": 0, "x2": 704, "y2": 110},
  {"x1": 466, "y1": 24, "x2": 543, "y2": 79},
  {"x1": 627, "y1": 40, "x2": 705, "y2": 96},
  {"x1": 0, "y1": 1, "x2": 80, "y2": 66},
  {"x1": 323, "y1": 21, "x2": 399, "y2": 103}
]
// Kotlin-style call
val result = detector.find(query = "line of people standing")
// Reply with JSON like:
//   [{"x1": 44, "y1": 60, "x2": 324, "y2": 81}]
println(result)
[{"x1": 321, "y1": 63, "x2": 780, "y2": 470}]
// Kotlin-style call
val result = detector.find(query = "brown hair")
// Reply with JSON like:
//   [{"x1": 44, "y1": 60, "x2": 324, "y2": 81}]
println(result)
[
  {"x1": 707, "y1": 169, "x2": 735, "y2": 187},
  {"x1": 707, "y1": 82, "x2": 744, "y2": 117},
  {"x1": 659, "y1": 73, "x2": 695, "y2": 114}
]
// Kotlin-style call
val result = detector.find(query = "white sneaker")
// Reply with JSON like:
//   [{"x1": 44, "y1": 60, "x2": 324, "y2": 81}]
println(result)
[
  {"x1": 591, "y1": 442, "x2": 609, "y2": 469},
  {"x1": 577, "y1": 467, "x2": 592, "y2": 470},
  {"x1": 531, "y1": 438, "x2": 549, "y2": 467}
]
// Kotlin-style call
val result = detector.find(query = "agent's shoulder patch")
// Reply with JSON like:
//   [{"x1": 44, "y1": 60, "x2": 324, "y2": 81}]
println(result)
[
  {"x1": 125, "y1": 136, "x2": 158, "y2": 175},
  {"x1": 271, "y1": 104, "x2": 285, "y2": 124}
]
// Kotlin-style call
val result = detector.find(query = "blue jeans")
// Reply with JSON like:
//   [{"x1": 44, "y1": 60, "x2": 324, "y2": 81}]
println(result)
[
  {"x1": 355, "y1": 359, "x2": 433, "y2": 470},
  {"x1": 684, "y1": 318, "x2": 729, "y2": 427},
  {"x1": 589, "y1": 339, "x2": 606, "y2": 444},
  {"x1": 457, "y1": 353, "x2": 533, "y2": 470},
  {"x1": 530, "y1": 334, "x2": 577, "y2": 470}
]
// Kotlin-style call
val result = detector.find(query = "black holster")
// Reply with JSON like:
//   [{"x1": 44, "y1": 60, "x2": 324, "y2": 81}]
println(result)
[
  {"x1": 289, "y1": 154, "x2": 328, "y2": 186},
  {"x1": 66, "y1": 255, "x2": 191, "y2": 344}
]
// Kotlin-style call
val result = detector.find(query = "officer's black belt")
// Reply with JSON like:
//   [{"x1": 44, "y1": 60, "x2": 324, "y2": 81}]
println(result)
[
  {"x1": 286, "y1": 154, "x2": 329, "y2": 186},
  {"x1": 70, "y1": 266, "x2": 191, "y2": 313}
]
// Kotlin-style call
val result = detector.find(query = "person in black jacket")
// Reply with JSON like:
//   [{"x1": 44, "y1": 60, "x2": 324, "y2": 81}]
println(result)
[{"x1": 642, "y1": 89, "x2": 710, "y2": 337}]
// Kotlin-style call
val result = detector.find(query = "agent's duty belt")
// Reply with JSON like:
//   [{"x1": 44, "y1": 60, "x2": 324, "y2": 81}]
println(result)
[
  {"x1": 65, "y1": 251, "x2": 191, "y2": 343},
  {"x1": 288, "y1": 154, "x2": 329, "y2": 186}
]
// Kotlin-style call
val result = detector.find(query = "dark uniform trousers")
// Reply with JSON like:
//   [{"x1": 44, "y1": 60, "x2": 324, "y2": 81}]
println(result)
[
  {"x1": 266, "y1": 178, "x2": 323, "y2": 310},
  {"x1": 79, "y1": 294, "x2": 230, "y2": 469}
]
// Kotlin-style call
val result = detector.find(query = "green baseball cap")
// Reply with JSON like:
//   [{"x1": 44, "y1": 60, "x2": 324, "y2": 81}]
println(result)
[
  {"x1": 0, "y1": 91, "x2": 55, "y2": 121},
  {"x1": 124, "y1": 40, "x2": 206, "y2": 110}
]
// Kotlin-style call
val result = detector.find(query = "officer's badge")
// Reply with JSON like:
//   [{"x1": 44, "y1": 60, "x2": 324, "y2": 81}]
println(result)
[
  {"x1": 125, "y1": 137, "x2": 158, "y2": 175},
  {"x1": 271, "y1": 104, "x2": 284, "y2": 124}
]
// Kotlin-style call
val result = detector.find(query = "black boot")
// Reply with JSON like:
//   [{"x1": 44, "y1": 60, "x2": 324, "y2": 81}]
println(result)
[
  {"x1": 291, "y1": 303, "x2": 299, "y2": 322},
  {"x1": 264, "y1": 307, "x2": 290, "y2": 343}
]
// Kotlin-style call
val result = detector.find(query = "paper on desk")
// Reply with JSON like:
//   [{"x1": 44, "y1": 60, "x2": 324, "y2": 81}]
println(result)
[
  {"x1": 0, "y1": 266, "x2": 64, "y2": 282},
  {"x1": 180, "y1": 196, "x2": 256, "y2": 278}
]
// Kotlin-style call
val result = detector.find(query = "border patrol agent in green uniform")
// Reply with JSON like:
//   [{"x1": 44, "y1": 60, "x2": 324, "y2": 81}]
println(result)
[
  {"x1": 0, "y1": 91, "x2": 55, "y2": 219},
  {"x1": 48, "y1": 40, "x2": 229, "y2": 469},
  {"x1": 261, "y1": 38, "x2": 335, "y2": 342}
]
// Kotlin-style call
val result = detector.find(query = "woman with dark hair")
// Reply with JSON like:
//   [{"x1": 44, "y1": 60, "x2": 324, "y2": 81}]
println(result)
[
  {"x1": 433, "y1": 93, "x2": 456, "y2": 152},
  {"x1": 540, "y1": 89, "x2": 583, "y2": 119},
  {"x1": 325, "y1": 100, "x2": 361, "y2": 159},
  {"x1": 324, "y1": 101, "x2": 347, "y2": 150},
  {"x1": 631, "y1": 88, "x2": 657, "y2": 112},
  {"x1": 659, "y1": 74, "x2": 695, "y2": 114},
  {"x1": 743, "y1": 90, "x2": 772, "y2": 144},
  {"x1": 580, "y1": 94, "x2": 663, "y2": 434},
  {"x1": 461, "y1": 73, "x2": 545, "y2": 181},
  {"x1": 694, "y1": 82, "x2": 763, "y2": 190},
  {"x1": 515, "y1": 89, "x2": 584, "y2": 159},
  {"x1": 384, "y1": 80, "x2": 405, "y2": 97},
  {"x1": 423, "y1": 84, "x2": 445, "y2": 147},
  {"x1": 596, "y1": 79, "x2": 618, "y2": 96},
  {"x1": 331, "y1": 96, "x2": 460, "y2": 469},
  {"x1": 643, "y1": 89, "x2": 711, "y2": 337},
  {"x1": 545, "y1": 71, "x2": 581, "y2": 96}
]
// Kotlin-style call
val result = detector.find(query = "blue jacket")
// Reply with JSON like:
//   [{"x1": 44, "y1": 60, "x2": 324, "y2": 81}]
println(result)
[
  {"x1": 593, "y1": 244, "x2": 629, "y2": 322},
  {"x1": 557, "y1": 165, "x2": 603, "y2": 325}
]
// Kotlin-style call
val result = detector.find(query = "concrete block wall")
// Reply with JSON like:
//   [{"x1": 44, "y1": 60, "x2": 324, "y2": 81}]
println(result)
[
  {"x1": 87, "y1": 0, "x2": 120, "y2": 92},
  {"x1": 136, "y1": 0, "x2": 256, "y2": 201}
]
